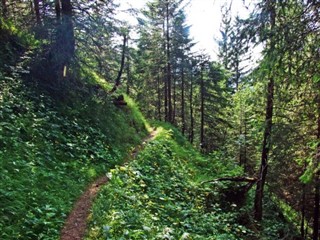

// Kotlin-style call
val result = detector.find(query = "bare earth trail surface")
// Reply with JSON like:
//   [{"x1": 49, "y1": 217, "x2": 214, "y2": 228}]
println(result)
[{"x1": 60, "y1": 129, "x2": 158, "y2": 240}]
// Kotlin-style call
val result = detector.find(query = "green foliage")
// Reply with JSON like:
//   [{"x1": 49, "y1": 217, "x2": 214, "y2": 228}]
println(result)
[
  {"x1": 86, "y1": 127, "x2": 251, "y2": 239},
  {"x1": 0, "y1": 65, "x2": 147, "y2": 239}
]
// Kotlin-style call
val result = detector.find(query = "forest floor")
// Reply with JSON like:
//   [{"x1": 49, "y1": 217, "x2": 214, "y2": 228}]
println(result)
[{"x1": 60, "y1": 129, "x2": 158, "y2": 240}]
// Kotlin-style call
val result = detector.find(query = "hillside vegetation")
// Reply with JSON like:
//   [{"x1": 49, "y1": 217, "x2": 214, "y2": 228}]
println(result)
[
  {"x1": 0, "y1": 20, "x2": 149, "y2": 239},
  {"x1": 86, "y1": 123, "x2": 298, "y2": 240},
  {"x1": 0, "y1": 23, "x2": 295, "y2": 240},
  {"x1": 1, "y1": 0, "x2": 319, "y2": 239}
]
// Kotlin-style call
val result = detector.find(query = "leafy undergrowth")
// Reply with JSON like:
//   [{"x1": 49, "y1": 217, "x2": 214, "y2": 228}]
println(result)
[
  {"x1": 86, "y1": 126, "x2": 253, "y2": 240},
  {"x1": 86, "y1": 124, "x2": 300, "y2": 240},
  {"x1": 0, "y1": 69, "x2": 148, "y2": 239}
]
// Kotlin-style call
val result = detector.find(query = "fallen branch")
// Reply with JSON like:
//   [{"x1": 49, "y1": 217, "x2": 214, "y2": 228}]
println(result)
[{"x1": 201, "y1": 176, "x2": 257, "y2": 185}]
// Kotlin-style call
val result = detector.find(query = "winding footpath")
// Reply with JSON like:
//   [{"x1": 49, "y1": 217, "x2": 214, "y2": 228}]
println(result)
[{"x1": 60, "y1": 129, "x2": 158, "y2": 240}]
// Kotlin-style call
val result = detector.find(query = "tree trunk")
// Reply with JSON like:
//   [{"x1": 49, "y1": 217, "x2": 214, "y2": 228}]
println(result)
[
  {"x1": 313, "y1": 88, "x2": 320, "y2": 240},
  {"x1": 200, "y1": 64, "x2": 205, "y2": 148},
  {"x1": 157, "y1": 67, "x2": 162, "y2": 121},
  {"x1": 110, "y1": 34, "x2": 127, "y2": 93},
  {"x1": 181, "y1": 61, "x2": 185, "y2": 135},
  {"x1": 173, "y1": 75, "x2": 176, "y2": 124},
  {"x1": 253, "y1": 0, "x2": 276, "y2": 221},
  {"x1": 254, "y1": 76, "x2": 274, "y2": 221},
  {"x1": 243, "y1": 117, "x2": 247, "y2": 171},
  {"x1": 52, "y1": 0, "x2": 74, "y2": 79},
  {"x1": 55, "y1": 0, "x2": 61, "y2": 20},
  {"x1": 126, "y1": 42, "x2": 131, "y2": 95},
  {"x1": 189, "y1": 73, "x2": 194, "y2": 143},
  {"x1": 33, "y1": 0, "x2": 41, "y2": 24},
  {"x1": 61, "y1": 0, "x2": 74, "y2": 57},
  {"x1": 239, "y1": 97, "x2": 247, "y2": 169},
  {"x1": 163, "y1": 20, "x2": 168, "y2": 122},
  {"x1": 166, "y1": 0, "x2": 172, "y2": 123},
  {"x1": 126, "y1": 52, "x2": 132, "y2": 96}
]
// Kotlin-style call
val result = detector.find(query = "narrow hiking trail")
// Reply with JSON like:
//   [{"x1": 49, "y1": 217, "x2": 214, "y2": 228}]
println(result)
[{"x1": 60, "y1": 129, "x2": 158, "y2": 240}]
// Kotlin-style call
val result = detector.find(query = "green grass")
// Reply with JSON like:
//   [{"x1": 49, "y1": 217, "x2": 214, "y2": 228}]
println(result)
[
  {"x1": 0, "y1": 69, "x2": 148, "y2": 239},
  {"x1": 0, "y1": 19, "x2": 300, "y2": 240},
  {"x1": 85, "y1": 125, "x2": 252, "y2": 240}
]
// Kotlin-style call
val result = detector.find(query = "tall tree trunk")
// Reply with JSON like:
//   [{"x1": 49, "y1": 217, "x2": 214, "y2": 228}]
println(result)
[
  {"x1": 313, "y1": 87, "x2": 320, "y2": 240},
  {"x1": 189, "y1": 74, "x2": 194, "y2": 143},
  {"x1": 243, "y1": 117, "x2": 247, "y2": 171},
  {"x1": 52, "y1": 0, "x2": 74, "y2": 79},
  {"x1": 166, "y1": 0, "x2": 172, "y2": 123},
  {"x1": 61, "y1": 0, "x2": 74, "y2": 57},
  {"x1": 254, "y1": 76, "x2": 275, "y2": 221},
  {"x1": 111, "y1": 34, "x2": 127, "y2": 93},
  {"x1": 254, "y1": 0, "x2": 276, "y2": 221},
  {"x1": 164, "y1": 67, "x2": 168, "y2": 121},
  {"x1": 173, "y1": 75, "x2": 176, "y2": 124},
  {"x1": 163, "y1": 20, "x2": 168, "y2": 122},
  {"x1": 33, "y1": 0, "x2": 41, "y2": 24},
  {"x1": 55, "y1": 0, "x2": 61, "y2": 20},
  {"x1": 126, "y1": 44, "x2": 131, "y2": 95},
  {"x1": 239, "y1": 96, "x2": 247, "y2": 168},
  {"x1": 200, "y1": 64, "x2": 205, "y2": 149},
  {"x1": 157, "y1": 68, "x2": 162, "y2": 121},
  {"x1": 181, "y1": 62, "x2": 185, "y2": 135}
]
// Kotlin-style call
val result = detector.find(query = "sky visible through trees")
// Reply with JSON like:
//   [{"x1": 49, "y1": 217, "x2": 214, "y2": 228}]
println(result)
[{"x1": 117, "y1": 0, "x2": 259, "y2": 60}]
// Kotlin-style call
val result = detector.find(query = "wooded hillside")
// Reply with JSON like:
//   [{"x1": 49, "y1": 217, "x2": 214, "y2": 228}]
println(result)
[{"x1": 0, "y1": 0, "x2": 319, "y2": 239}]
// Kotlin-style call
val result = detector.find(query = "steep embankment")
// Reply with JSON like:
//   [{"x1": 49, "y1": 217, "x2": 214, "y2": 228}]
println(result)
[
  {"x1": 0, "y1": 25, "x2": 150, "y2": 239},
  {"x1": 85, "y1": 123, "x2": 300, "y2": 240},
  {"x1": 1, "y1": 19, "x2": 299, "y2": 240},
  {"x1": 0, "y1": 71, "x2": 149, "y2": 240},
  {"x1": 85, "y1": 124, "x2": 249, "y2": 239}
]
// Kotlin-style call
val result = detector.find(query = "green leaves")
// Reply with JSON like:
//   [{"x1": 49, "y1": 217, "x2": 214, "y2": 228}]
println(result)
[
  {"x1": 0, "y1": 64, "x2": 148, "y2": 239},
  {"x1": 86, "y1": 127, "x2": 250, "y2": 239}
]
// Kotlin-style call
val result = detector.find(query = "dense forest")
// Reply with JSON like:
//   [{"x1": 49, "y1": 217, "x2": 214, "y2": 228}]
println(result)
[{"x1": 0, "y1": 0, "x2": 319, "y2": 239}]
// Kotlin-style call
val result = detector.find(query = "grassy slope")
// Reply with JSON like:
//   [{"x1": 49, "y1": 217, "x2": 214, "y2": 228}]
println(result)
[
  {"x1": 0, "y1": 20, "x2": 299, "y2": 240},
  {"x1": 86, "y1": 123, "x2": 300, "y2": 240},
  {"x1": 0, "y1": 74, "x2": 149, "y2": 239},
  {"x1": 86, "y1": 124, "x2": 251, "y2": 240},
  {"x1": 0, "y1": 25, "x2": 149, "y2": 239}
]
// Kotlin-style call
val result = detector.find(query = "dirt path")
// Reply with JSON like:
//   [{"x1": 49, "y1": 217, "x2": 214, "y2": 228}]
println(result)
[{"x1": 60, "y1": 129, "x2": 158, "y2": 240}]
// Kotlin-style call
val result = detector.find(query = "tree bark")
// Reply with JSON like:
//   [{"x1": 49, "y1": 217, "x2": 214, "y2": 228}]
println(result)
[
  {"x1": 200, "y1": 63, "x2": 205, "y2": 148},
  {"x1": 254, "y1": 0, "x2": 276, "y2": 221},
  {"x1": 173, "y1": 75, "x2": 176, "y2": 124},
  {"x1": 110, "y1": 34, "x2": 127, "y2": 93},
  {"x1": 189, "y1": 72, "x2": 194, "y2": 143},
  {"x1": 202, "y1": 176, "x2": 257, "y2": 184},
  {"x1": 33, "y1": 0, "x2": 41, "y2": 24},
  {"x1": 254, "y1": 76, "x2": 274, "y2": 221},
  {"x1": 163, "y1": 19, "x2": 168, "y2": 122},
  {"x1": 126, "y1": 39, "x2": 131, "y2": 95},
  {"x1": 52, "y1": 0, "x2": 74, "y2": 78},
  {"x1": 157, "y1": 68, "x2": 162, "y2": 121},
  {"x1": 181, "y1": 60, "x2": 185, "y2": 135},
  {"x1": 166, "y1": 0, "x2": 172, "y2": 123},
  {"x1": 61, "y1": 0, "x2": 74, "y2": 57},
  {"x1": 55, "y1": 0, "x2": 61, "y2": 20}
]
